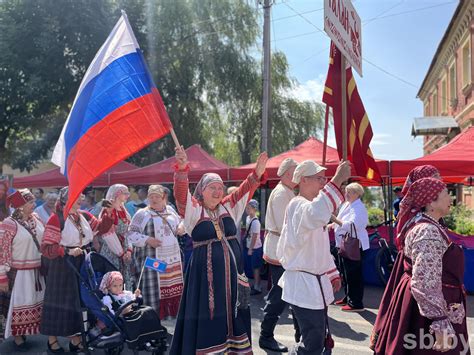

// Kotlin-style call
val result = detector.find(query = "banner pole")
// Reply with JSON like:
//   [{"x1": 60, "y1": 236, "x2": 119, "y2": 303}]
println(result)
[
  {"x1": 170, "y1": 128, "x2": 181, "y2": 148},
  {"x1": 136, "y1": 262, "x2": 146, "y2": 291},
  {"x1": 341, "y1": 55, "x2": 347, "y2": 161},
  {"x1": 322, "y1": 104, "x2": 330, "y2": 166}
]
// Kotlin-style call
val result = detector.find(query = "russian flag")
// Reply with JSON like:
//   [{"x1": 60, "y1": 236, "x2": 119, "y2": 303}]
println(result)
[{"x1": 52, "y1": 11, "x2": 172, "y2": 214}]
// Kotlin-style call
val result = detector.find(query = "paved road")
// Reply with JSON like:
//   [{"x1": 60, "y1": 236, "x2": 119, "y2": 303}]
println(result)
[{"x1": 1, "y1": 286, "x2": 473, "y2": 354}]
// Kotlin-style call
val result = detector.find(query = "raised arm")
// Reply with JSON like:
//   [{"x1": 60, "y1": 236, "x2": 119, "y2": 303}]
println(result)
[{"x1": 222, "y1": 152, "x2": 268, "y2": 221}]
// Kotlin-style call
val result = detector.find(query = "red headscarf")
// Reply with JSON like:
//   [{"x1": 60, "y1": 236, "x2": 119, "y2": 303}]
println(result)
[
  {"x1": 396, "y1": 177, "x2": 446, "y2": 248},
  {"x1": 99, "y1": 271, "x2": 124, "y2": 294},
  {"x1": 401, "y1": 165, "x2": 439, "y2": 195}
]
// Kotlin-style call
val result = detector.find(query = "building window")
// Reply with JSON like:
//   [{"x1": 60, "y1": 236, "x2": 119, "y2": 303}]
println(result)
[
  {"x1": 433, "y1": 89, "x2": 438, "y2": 116},
  {"x1": 449, "y1": 62, "x2": 456, "y2": 103},
  {"x1": 441, "y1": 78, "x2": 447, "y2": 114},
  {"x1": 462, "y1": 40, "x2": 471, "y2": 88}
]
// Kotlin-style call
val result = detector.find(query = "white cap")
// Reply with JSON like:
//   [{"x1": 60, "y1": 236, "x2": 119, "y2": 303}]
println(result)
[
  {"x1": 292, "y1": 160, "x2": 327, "y2": 184},
  {"x1": 277, "y1": 158, "x2": 298, "y2": 177}
]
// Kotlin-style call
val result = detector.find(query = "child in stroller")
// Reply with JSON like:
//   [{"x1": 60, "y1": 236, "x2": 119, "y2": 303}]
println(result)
[
  {"x1": 74, "y1": 252, "x2": 167, "y2": 355},
  {"x1": 98, "y1": 271, "x2": 165, "y2": 349}
]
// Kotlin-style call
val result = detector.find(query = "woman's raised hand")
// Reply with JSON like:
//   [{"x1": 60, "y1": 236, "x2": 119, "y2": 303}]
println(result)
[
  {"x1": 175, "y1": 146, "x2": 188, "y2": 170},
  {"x1": 255, "y1": 152, "x2": 268, "y2": 179}
]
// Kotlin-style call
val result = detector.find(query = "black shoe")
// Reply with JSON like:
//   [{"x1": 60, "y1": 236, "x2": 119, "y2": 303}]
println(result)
[
  {"x1": 47, "y1": 340, "x2": 65, "y2": 354},
  {"x1": 13, "y1": 337, "x2": 29, "y2": 352},
  {"x1": 69, "y1": 341, "x2": 84, "y2": 353},
  {"x1": 259, "y1": 336, "x2": 288, "y2": 352}
]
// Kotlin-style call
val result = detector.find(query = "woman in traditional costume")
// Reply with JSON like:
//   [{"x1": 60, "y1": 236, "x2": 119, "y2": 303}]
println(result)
[
  {"x1": 127, "y1": 184, "x2": 185, "y2": 319},
  {"x1": 0, "y1": 178, "x2": 9, "y2": 222},
  {"x1": 40, "y1": 187, "x2": 113, "y2": 353},
  {"x1": 370, "y1": 165, "x2": 441, "y2": 350},
  {"x1": 0, "y1": 189, "x2": 44, "y2": 349},
  {"x1": 373, "y1": 177, "x2": 469, "y2": 354},
  {"x1": 97, "y1": 184, "x2": 133, "y2": 290},
  {"x1": 170, "y1": 146, "x2": 267, "y2": 355}
]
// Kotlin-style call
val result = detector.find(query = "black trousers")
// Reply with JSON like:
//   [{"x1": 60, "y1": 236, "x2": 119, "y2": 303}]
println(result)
[
  {"x1": 340, "y1": 249, "x2": 365, "y2": 309},
  {"x1": 291, "y1": 305, "x2": 330, "y2": 354},
  {"x1": 260, "y1": 264, "x2": 300, "y2": 340}
]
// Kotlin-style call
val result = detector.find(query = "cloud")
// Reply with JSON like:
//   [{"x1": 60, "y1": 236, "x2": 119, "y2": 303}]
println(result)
[
  {"x1": 285, "y1": 76, "x2": 326, "y2": 103},
  {"x1": 370, "y1": 132, "x2": 391, "y2": 146}
]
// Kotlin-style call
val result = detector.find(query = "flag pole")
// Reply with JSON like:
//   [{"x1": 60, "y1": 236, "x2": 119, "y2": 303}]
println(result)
[
  {"x1": 341, "y1": 56, "x2": 347, "y2": 161},
  {"x1": 170, "y1": 128, "x2": 181, "y2": 149},
  {"x1": 322, "y1": 104, "x2": 330, "y2": 166},
  {"x1": 135, "y1": 262, "x2": 146, "y2": 291}
]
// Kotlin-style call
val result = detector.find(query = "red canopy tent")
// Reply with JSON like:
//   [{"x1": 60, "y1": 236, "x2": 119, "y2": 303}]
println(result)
[
  {"x1": 13, "y1": 161, "x2": 137, "y2": 188},
  {"x1": 391, "y1": 127, "x2": 474, "y2": 184},
  {"x1": 229, "y1": 137, "x2": 389, "y2": 185},
  {"x1": 109, "y1": 144, "x2": 229, "y2": 185}
]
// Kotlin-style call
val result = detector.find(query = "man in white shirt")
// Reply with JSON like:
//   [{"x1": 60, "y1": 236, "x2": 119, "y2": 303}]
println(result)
[
  {"x1": 277, "y1": 159, "x2": 351, "y2": 354},
  {"x1": 259, "y1": 158, "x2": 298, "y2": 353}
]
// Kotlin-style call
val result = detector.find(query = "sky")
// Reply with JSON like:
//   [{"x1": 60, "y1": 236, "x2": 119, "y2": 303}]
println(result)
[{"x1": 267, "y1": 0, "x2": 459, "y2": 160}]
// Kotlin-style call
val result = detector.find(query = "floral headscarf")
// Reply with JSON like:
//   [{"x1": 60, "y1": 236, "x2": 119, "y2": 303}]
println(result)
[
  {"x1": 99, "y1": 271, "x2": 124, "y2": 294},
  {"x1": 396, "y1": 177, "x2": 446, "y2": 248},
  {"x1": 106, "y1": 184, "x2": 130, "y2": 202},
  {"x1": 401, "y1": 165, "x2": 439, "y2": 195},
  {"x1": 193, "y1": 173, "x2": 224, "y2": 202}
]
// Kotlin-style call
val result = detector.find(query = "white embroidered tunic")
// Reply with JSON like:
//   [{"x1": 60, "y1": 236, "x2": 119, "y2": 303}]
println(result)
[
  {"x1": 277, "y1": 182, "x2": 344, "y2": 310},
  {"x1": 263, "y1": 182, "x2": 296, "y2": 265}
]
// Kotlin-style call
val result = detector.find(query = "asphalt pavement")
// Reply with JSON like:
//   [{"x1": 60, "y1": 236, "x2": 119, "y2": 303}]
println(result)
[{"x1": 1, "y1": 286, "x2": 473, "y2": 354}]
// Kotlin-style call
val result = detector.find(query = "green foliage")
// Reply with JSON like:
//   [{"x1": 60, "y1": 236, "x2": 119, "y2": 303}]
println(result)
[
  {"x1": 368, "y1": 207, "x2": 384, "y2": 227},
  {"x1": 444, "y1": 204, "x2": 474, "y2": 235},
  {"x1": 0, "y1": 0, "x2": 324, "y2": 172}
]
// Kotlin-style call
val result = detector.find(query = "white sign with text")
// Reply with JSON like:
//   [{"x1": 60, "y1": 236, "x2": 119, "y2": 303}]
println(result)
[{"x1": 324, "y1": 0, "x2": 362, "y2": 76}]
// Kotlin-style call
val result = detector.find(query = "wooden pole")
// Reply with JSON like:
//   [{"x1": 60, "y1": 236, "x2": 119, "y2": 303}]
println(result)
[
  {"x1": 170, "y1": 128, "x2": 181, "y2": 149},
  {"x1": 341, "y1": 56, "x2": 347, "y2": 160},
  {"x1": 322, "y1": 104, "x2": 330, "y2": 166}
]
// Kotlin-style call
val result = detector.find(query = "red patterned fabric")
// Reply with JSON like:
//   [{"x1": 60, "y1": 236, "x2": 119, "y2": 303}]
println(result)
[
  {"x1": 401, "y1": 165, "x2": 439, "y2": 195},
  {"x1": 10, "y1": 302, "x2": 42, "y2": 336},
  {"x1": 396, "y1": 177, "x2": 446, "y2": 248},
  {"x1": 0, "y1": 219, "x2": 17, "y2": 285},
  {"x1": 99, "y1": 271, "x2": 123, "y2": 294}
]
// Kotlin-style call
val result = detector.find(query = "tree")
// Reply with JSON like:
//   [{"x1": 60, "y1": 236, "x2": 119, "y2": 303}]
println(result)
[
  {"x1": 0, "y1": 0, "x2": 113, "y2": 173},
  {"x1": 1, "y1": 0, "x2": 324, "y2": 172}
]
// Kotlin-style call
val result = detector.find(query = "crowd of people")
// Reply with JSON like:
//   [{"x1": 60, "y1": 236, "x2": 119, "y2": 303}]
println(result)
[{"x1": 0, "y1": 146, "x2": 470, "y2": 354}]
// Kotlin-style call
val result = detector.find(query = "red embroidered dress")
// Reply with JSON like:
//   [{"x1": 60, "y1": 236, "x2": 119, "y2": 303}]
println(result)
[{"x1": 0, "y1": 215, "x2": 45, "y2": 339}]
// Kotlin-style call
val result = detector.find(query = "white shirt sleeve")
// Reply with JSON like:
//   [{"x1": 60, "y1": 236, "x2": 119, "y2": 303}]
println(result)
[{"x1": 126, "y1": 209, "x2": 151, "y2": 247}]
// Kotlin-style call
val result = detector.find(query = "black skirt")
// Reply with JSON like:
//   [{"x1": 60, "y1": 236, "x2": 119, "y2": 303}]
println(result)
[{"x1": 40, "y1": 254, "x2": 83, "y2": 336}]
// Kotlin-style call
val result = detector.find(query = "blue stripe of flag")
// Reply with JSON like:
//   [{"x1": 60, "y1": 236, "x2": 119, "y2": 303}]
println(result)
[{"x1": 63, "y1": 51, "x2": 155, "y2": 177}]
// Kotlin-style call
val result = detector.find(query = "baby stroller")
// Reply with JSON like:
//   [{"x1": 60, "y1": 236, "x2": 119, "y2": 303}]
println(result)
[{"x1": 67, "y1": 252, "x2": 168, "y2": 355}]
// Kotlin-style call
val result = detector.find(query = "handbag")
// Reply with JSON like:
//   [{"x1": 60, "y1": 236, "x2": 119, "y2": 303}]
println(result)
[{"x1": 338, "y1": 223, "x2": 361, "y2": 261}]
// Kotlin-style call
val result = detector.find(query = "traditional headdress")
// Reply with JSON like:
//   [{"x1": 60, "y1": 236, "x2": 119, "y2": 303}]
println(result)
[
  {"x1": 396, "y1": 177, "x2": 446, "y2": 248},
  {"x1": 106, "y1": 184, "x2": 130, "y2": 201},
  {"x1": 99, "y1": 271, "x2": 124, "y2": 294},
  {"x1": 401, "y1": 165, "x2": 439, "y2": 195},
  {"x1": 193, "y1": 173, "x2": 224, "y2": 202},
  {"x1": 7, "y1": 189, "x2": 35, "y2": 209}
]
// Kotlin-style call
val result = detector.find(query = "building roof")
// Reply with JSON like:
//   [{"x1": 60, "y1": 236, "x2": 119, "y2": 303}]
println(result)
[
  {"x1": 417, "y1": 0, "x2": 465, "y2": 98},
  {"x1": 411, "y1": 116, "x2": 460, "y2": 137}
]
